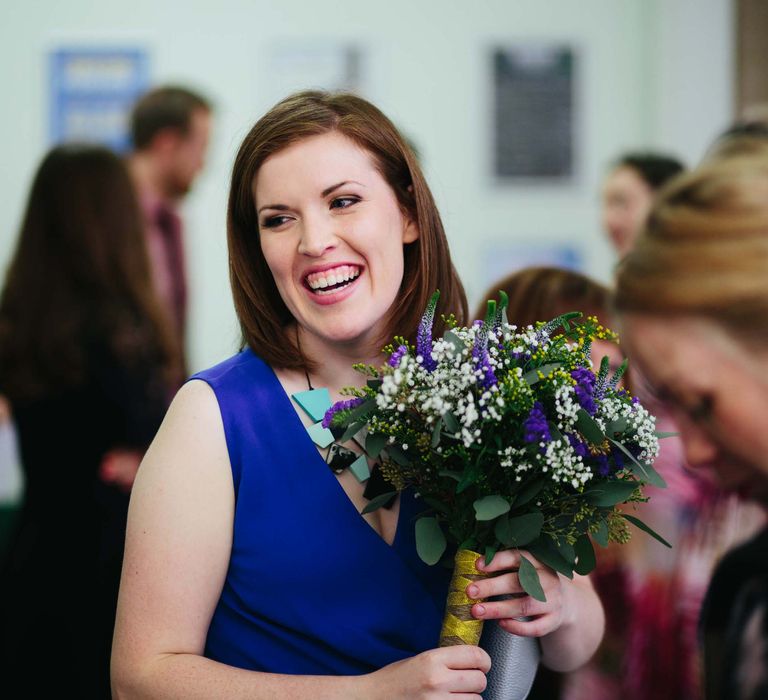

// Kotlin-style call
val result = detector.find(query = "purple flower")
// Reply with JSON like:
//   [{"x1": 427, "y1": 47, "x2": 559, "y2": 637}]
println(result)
[
  {"x1": 472, "y1": 344, "x2": 498, "y2": 389},
  {"x1": 595, "y1": 455, "x2": 612, "y2": 477},
  {"x1": 571, "y1": 366, "x2": 597, "y2": 415},
  {"x1": 524, "y1": 402, "x2": 551, "y2": 446},
  {"x1": 417, "y1": 291, "x2": 440, "y2": 372},
  {"x1": 388, "y1": 344, "x2": 408, "y2": 367},
  {"x1": 567, "y1": 433, "x2": 590, "y2": 458},
  {"x1": 322, "y1": 397, "x2": 365, "y2": 429}
]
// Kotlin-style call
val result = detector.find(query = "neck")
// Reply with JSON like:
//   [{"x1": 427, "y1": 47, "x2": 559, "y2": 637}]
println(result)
[
  {"x1": 297, "y1": 326, "x2": 385, "y2": 395},
  {"x1": 128, "y1": 151, "x2": 174, "y2": 206}
]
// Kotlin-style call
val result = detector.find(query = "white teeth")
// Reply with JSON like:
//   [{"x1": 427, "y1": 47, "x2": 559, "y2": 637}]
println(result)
[{"x1": 306, "y1": 266, "x2": 361, "y2": 291}]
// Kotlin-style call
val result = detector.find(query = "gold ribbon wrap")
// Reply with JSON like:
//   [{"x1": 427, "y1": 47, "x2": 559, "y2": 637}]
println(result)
[{"x1": 439, "y1": 549, "x2": 489, "y2": 647}]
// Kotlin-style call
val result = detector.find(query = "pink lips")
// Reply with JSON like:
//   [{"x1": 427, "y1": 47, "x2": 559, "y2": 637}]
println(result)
[{"x1": 301, "y1": 262, "x2": 363, "y2": 306}]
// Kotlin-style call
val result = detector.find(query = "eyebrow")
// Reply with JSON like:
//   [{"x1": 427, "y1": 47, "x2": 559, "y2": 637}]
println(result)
[{"x1": 257, "y1": 180, "x2": 365, "y2": 214}]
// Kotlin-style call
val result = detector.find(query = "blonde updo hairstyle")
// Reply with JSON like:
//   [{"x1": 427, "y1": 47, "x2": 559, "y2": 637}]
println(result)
[{"x1": 614, "y1": 154, "x2": 768, "y2": 344}]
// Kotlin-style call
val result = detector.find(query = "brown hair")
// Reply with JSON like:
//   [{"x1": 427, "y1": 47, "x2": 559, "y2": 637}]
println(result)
[
  {"x1": 227, "y1": 90, "x2": 467, "y2": 370},
  {"x1": 0, "y1": 144, "x2": 181, "y2": 399},
  {"x1": 474, "y1": 266, "x2": 612, "y2": 330},
  {"x1": 130, "y1": 85, "x2": 211, "y2": 151},
  {"x1": 614, "y1": 155, "x2": 768, "y2": 342}
]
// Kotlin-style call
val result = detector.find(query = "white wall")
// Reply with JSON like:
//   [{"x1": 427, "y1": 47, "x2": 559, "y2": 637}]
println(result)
[{"x1": 0, "y1": 0, "x2": 733, "y2": 372}]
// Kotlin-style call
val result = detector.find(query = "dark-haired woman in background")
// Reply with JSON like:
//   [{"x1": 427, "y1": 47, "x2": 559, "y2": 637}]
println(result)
[
  {"x1": 0, "y1": 144, "x2": 180, "y2": 697},
  {"x1": 601, "y1": 152, "x2": 685, "y2": 257}
]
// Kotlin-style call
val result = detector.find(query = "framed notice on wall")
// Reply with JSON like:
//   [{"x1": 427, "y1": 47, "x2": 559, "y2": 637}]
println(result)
[
  {"x1": 49, "y1": 47, "x2": 150, "y2": 152},
  {"x1": 492, "y1": 45, "x2": 577, "y2": 181}
]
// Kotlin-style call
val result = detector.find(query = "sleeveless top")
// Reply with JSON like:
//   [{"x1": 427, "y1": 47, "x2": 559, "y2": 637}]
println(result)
[{"x1": 192, "y1": 349, "x2": 451, "y2": 675}]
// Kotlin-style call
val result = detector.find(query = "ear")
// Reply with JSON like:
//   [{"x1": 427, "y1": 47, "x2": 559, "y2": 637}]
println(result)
[{"x1": 402, "y1": 216, "x2": 419, "y2": 244}]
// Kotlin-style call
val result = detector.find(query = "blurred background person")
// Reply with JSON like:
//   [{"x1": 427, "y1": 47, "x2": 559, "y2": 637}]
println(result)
[
  {"x1": 615, "y1": 152, "x2": 768, "y2": 700},
  {"x1": 475, "y1": 266, "x2": 764, "y2": 700},
  {"x1": 601, "y1": 152, "x2": 685, "y2": 258},
  {"x1": 127, "y1": 85, "x2": 213, "y2": 373},
  {"x1": 0, "y1": 144, "x2": 181, "y2": 697}
]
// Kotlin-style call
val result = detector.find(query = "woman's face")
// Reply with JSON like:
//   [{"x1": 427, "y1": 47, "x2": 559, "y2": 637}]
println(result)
[
  {"x1": 255, "y1": 131, "x2": 418, "y2": 354},
  {"x1": 621, "y1": 313, "x2": 768, "y2": 505},
  {"x1": 601, "y1": 166, "x2": 654, "y2": 257}
]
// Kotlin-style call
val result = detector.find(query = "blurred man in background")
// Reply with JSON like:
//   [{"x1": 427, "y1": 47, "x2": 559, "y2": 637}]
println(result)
[{"x1": 127, "y1": 85, "x2": 212, "y2": 372}]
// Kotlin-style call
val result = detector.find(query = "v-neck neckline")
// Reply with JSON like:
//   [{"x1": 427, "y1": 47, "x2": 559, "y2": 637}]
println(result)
[{"x1": 263, "y1": 355, "x2": 407, "y2": 550}]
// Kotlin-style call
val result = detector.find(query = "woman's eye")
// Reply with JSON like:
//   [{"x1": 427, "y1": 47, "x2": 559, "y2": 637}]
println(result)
[
  {"x1": 330, "y1": 196, "x2": 360, "y2": 210},
  {"x1": 687, "y1": 395, "x2": 714, "y2": 423},
  {"x1": 261, "y1": 215, "x2": 291, "y2": 229}
]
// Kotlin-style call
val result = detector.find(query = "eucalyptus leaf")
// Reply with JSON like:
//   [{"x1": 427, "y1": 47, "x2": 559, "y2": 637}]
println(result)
[
  {"x1": 361, "y1": 491, "x2": 397, "y2": 514},
  {"x1": 438, "y1": 469, "x2": 463, "y2": 482},
  {"x1": 442, "y1": 330, "x2": 465, "y2": 357},
  {"x1": 654, "y1": 430, "x2": 679, "y2": 439},
  {"x1": 575, "y1": 409, "x2": 605, "y2": 445},
  {"x1": 574, "y1": 534, "x2": 596, "y2": 575},
  {"x1": 522, "y1": 363, "x2": 562, "y2": 386},
  {"x1": 422, "y1": 496, "x2": 450, "y2": 515},
  {"x1": 473, "y1": 495, "x2": 511, "y2": 521},
  {"x1": 346, "y1": 398, "x2": 376, "y2": 424},
  {"x1": 431, "y1": 417, "x2": 443, "y2": 448},
  {"x1": 339, "y1": 421, "x2": 364, "y2": 443},
  {"x1": 366, "y1": 378, "x2": 383, "y2": 390},
  {"x1": 584, "y1": 479, "x2": 639, "y2": 507},
  {"x1": 608, "y1": 438, "x2": 667, "y2": 488},
  {"x1": 494, "y1": 512, "x2": 544, "y2": 547},
  {"x1": 456, "y1": 467, "x2": 479, "y2": 494},
  {"x1": 365, "y1": 432, "x2": 387, "y2": 459},
  {"x1": 484, "y1": 544, "x2": 498, "y2": 567},
  {"x1": 593, "y1": 520, "x2": 609, "y2": 547},
  {"x1": 622, "y1": 513, "x2": 672, "y2": 548},
  {"x1": 526, "y1": 539, "x2": 574, "y2": 579},
  {"x1": 518, "y1": 554, "x2": 547, "y2": 602},
  {"x1": 443, "y1": 412, "x2": 460, "y2": 433},
  {"x1": 606, "y1": 416, "x2": 629, "y2": 437},
  {"x1": 386, "y1": 444, "x2": 411, "y2": 467},
  {"x1": 511, "y1": 478, "x2": 545, "y2": 508},
  {"x1": 557, "y1": 541, "x2": 576, "y2": 565},
  {"x1": 415, "y1": 517, "x2": 447, "y2": 565}
]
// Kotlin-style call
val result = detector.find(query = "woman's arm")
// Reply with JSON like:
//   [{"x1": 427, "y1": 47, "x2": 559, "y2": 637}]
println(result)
[
  {"x1": 111, "y1": 380, "x2": 490, "y2": 700},
  {"x1": 466, "y1": 551, "x2": 605, "y2": 673}
]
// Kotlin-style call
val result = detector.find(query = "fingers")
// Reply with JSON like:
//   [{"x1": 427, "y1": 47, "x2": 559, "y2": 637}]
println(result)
[
  {"x1": 437, "y1": 645, "x2": 492, "y2": 673},
  {"x1": 498, "y1": 615, "x2": 559, "y2": 637},
  {"x1": 466, "y1": 571, "x2": 524, "y2": 601},
  {"x1": 471, "y1": 592, "x2": 555, "y2": 621},
  {"x1": 475, "y1": 549, "x2": 544, "y2": 574}
]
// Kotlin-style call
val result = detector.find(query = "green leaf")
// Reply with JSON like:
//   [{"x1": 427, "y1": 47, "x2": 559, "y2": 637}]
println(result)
[
  {"x1": 654, "y1": 430, "x2": 679, "y2": 439},
  {"x1": 511, "y1": 478, "x2": 545, "y2": 508},
  {"x1": 386, "y1": 444, "x2": 411, "y2": 466},
  {"x1": 438, "y1": 469, "x2": 463, "y2": 482},
  {"x1": 456, "y1": 467, "x2": 479, "y2": 494},
  {"x1": 431, "y1": 417, "x2": 443, "y2": 448},
  {"x1": 415, "y1": 517, "x2": 447, "y2": 565},
  {"x1": 574, "y1": 534, "x2": 596, "y2": 575},
  {"x1": 346, "y1": 398, "x2": 376, "y2": 424},
  {"x1": 473, "y1": 495, "x2": 511, "y2": 521},
  {"x1": 494, "y1": 512, "x2": 544, "y2": 547},
  {"x1": 575, "y1": 409, "x2": 605, "y2": 445},
  {"x1": 367, "y1": 378, "x2": 383, "y2": 390},
  {"x1": 584, "y1": 479, "x2": 639, "y2": 507},
  {"x1": 608, "y1": 438, "x2": 667, "y2": 488},
  {"x1": 365, "y1": 432, "x2": 387, "y2": 458},
  {"x1": 526, "y1": 539, "x2": 574, "y2": 579},
  {"x1": 361, "y1": 491, "x2": 397, "y2": 514},
  {"x1": 339, "y1": 421, "x2": 364, "y2": 443},
  {"x1": 522, "y1": 363, "x2": 562, "y2": 386},
  {"x1": 422, "y1": 496, "x2": 450, "y2": 515},
  {"x1": 606, "y1": 416, "x2": 629, "y2": 437},
  {"x1": 557, "y1": 541, "x2": 576, "y2": 565},
  {"x1": 442, "y1": 330, "x2": 465, "y2": 357},
  {"x1": 443, "y1": 412, "x2": 460, "y2": 433},
  {"x1": 622, "y1": 513, "x2": 672, "y2": 548},
  {"x1": 518, "y1": 554, "x2": 547, "y2": 602},
  {"x1": 593, "y1": 520, "x2": 609, "y2": 547},
  {"x1": 484, "y1": 544, "x2": 498, "y2": 567}
]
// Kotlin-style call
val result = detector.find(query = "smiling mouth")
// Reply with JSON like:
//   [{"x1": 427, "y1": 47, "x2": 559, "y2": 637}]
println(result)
[{"x1": 304, "y1": 265, "x2": 361, "y2": 296}]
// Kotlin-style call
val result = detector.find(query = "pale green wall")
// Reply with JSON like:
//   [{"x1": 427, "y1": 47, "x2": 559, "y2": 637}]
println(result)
[{"x1": 0, "y1": 0, "x2": 733, "y2": 372}]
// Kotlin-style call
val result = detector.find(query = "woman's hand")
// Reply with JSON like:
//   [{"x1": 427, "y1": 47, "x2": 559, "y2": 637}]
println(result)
[
  {"x1": 361, "y1": 645, "x2": 491, "y2": 699},
  {"x1": 466, "y1": 550, "x2": 571, "y2": 637}
]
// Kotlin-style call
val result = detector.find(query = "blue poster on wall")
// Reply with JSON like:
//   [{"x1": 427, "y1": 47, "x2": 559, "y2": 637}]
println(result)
[{"x1": 49, "y1": 48, "x2": 150, "y2": 152}]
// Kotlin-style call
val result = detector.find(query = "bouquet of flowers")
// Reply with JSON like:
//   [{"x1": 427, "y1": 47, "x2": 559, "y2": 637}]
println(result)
[{"x1": 326, "y1": 291, "x2": 668, "y2": 647}]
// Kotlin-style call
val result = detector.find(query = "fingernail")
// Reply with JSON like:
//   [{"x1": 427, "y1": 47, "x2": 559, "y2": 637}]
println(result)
[
  {"x1": 468, "y1": 585, "x2": 479, "y2": 598},
  {"x1": 474, "y1": 604, "x2": 485, "y2": 617},
  {"x1": 476, "y1": 558, "x2": 485, "y2": 570}
]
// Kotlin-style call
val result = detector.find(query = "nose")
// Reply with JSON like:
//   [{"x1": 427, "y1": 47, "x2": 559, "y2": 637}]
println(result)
[
  {"x1": 297, "y1": 215, "x2": 337, "y2": 257},
  {"x1": 676, "y1": 413, "x2": 718, "y2": 470}
]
